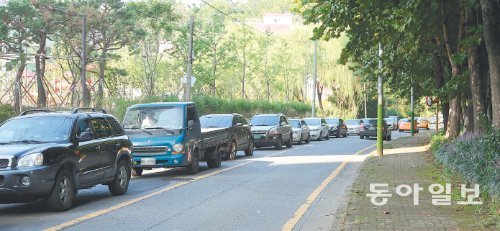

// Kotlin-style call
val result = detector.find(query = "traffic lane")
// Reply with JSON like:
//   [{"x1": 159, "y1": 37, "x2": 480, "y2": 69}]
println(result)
[
  {"x1": 63, "y1": 137, "x2": 374, "y2": 231},
  {"x1": 0, "y1": 145, "x2": 298, "y2": 230}
]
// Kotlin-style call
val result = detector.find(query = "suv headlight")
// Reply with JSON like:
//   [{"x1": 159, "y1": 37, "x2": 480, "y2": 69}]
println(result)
[
  {"x1": 17, "y1": 153, "x2": 44, "y2": 167},
  {"x1": 268, "y1": 128, "x2": 279, "y2": 135},
  {"x1": 173, "y1": 143, "x2": 184, "y2": 153}
]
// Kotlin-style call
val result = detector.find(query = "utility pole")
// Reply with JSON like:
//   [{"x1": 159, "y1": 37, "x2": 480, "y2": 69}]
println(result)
[
  {"x1": 81, "y1": 14, "x2": 89, "y2": 107},
  {"x1": 312, "y1": 41, "x2": 318, "y2": 117},
  {"x1": 185, "y1": 15, "x2": 194, "y2": 102},
  {"x1": 364, "y1": 82, "x2": 367, "y2": 118},
  {"x1": 241, "y1": 22, "x2": 246, "y2": 99},
  {"x1": 377, "y1": 42, "x2": 383, "y2": 157},
  {"x1": 411, "y1": 85, "x2": 415, "y2": 136}
]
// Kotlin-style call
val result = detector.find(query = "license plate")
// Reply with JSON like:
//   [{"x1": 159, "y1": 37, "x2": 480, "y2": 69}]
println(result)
[
  {"x1": 141, "y1": 158, "x2": 156, "y2": 166},
  {"x1": 369, "y1": 127, "x2": 376, "y2": 131},
  {"x1": 253, "y1": 134, "x2": 264, "y2": 139}
]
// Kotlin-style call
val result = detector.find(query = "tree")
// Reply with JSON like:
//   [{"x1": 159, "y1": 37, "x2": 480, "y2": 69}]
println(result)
[
  {"x1": 480, "y1": 0, "x2": 500, "y2": 128},
  {"x1": 86, "y1": 0, "x2": 142, "y2": 107},
  {"x1": 0, "y1": 0, "x2": 36, "y2": 113}
]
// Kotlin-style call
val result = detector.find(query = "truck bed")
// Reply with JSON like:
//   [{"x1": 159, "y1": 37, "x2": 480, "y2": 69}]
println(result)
[{"x1": 201, "y1": 127, "x2": 232, "y2": 150}]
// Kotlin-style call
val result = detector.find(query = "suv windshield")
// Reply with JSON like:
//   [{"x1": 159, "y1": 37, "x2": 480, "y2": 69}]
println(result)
[
  {"x1": 0, "y1": 116, "x2": 72, "y2": 143},
  {"x1": 289, "y1": 120, "x2": 301, "y2": 128},
  {"x1": 200, "y1": 115, "x2": 232, "y2": 128},
  {"x1": 123, "y1": 106, "x2": 184, "y2": 130},
  {"x1": 304, "y1": 118, "x2": 321, "y2": 126},
  {"x1": 326, "y1": 118, "x2": 339, "y2": 125},
  {"x1": 250, "y1": 116, "x2": 279, "y2": 126}
]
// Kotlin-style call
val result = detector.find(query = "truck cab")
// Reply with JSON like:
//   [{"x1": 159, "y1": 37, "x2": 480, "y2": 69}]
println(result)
[{"x1": 123, "y1": 102, "x2": 226, "y2": 175}]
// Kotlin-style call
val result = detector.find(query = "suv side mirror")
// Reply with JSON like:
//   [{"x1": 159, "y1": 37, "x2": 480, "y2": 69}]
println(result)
[
  {"x1": 235, "y1": 123, "x2": 243, "y2": 127},
  {"x1": 280, "y1": 122, "x2": 287, "y2": 126},
  {"x1": 78, "y1": 131, "x2": 94, "y2": 142}
]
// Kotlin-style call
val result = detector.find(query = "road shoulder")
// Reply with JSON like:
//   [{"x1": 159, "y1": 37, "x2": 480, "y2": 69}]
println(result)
[{"x1": 332, "y1": 132, "x2": 487, "y2": 230}]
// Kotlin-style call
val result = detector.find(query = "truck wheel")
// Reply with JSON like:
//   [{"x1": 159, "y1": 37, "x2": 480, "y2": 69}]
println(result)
[
  {"x1": 286, "y1": 133, "x2": 293, "y2": 148},
  {"x1": 207, "y1": 148, "x2": 222, "y2": 168},
  {"x1": 108, "y1": 160, "x2": 131, "y2": 196},
  {"x1": 244, "y1": 140, "x2": 254, "y2": 156},
  {"x1": 132, "y1": 167, "x2": 143, "y2": 177},
  {"x1": 275, "y1": 137, "x2": 283, "y2": 150},
  {"x1": 46, "y1": 169, "x2": 75, "y2": 212},
  {"x1": 187, "y1": 150, "x2": 200, "y2": 174},
  {"x1": 226, "y1": 141, "x2": 237, "y2": 160}
]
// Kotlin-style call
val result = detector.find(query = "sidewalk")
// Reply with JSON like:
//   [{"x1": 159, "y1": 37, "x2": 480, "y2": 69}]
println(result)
[{"x1": 333, "y1": 132, "x2": 489, "y2": 231}]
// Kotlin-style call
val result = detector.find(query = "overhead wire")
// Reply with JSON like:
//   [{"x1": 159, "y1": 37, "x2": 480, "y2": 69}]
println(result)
[{"x1": 199, "y1": 0, "x2": 311, "y2": 44}]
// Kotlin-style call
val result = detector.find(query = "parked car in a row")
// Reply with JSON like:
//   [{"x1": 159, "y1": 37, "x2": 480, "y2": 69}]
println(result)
[
  {"x1": 289, "y1": 119, "x2": 311, "y2": 144},
  {"x1": 398, "y1": 118, "x2": 419, "y2": 133},
  {"x1": 359, "y1": 118, "x2": 392, "y2": 140},
  {"x1": 345, "y1": 119, "x2": 362, "y2": 135},
  {"x1": 250, "y1": 114, "x2": 293, "y2": 150},
  {"x1": 199, "y1": 113, "x2": 254, "y2": 160},
  {"x1": 326, "y1": 118, "x2": 348, "y2": 138},
  {"x1": 0, "y1": 108, "x2": 133, "y2": 211}
]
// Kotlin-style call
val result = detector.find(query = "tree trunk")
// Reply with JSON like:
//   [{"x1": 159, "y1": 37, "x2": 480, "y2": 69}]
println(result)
[
  {"x1": 442, "y1": 0, "x2": 465, "y2": 138},
  {"x1": 36, "y1": 33, "x2": 47, "y2": 108},
  {"x1": 97, "y1": 49, "x2": 107, "y2": 108},
  {"x1": 464, "y1": 7, "x2": 483, "y2": 133},
  {"x1": 14, "y1": 58, "x2": 26, "y2": 114},
  {"x1": 317, "y1": 82, "x2": 324, "y2": 112},
  {"x1": 480, "y1": 0, "x2": 500, "y2": 128},
  {"x1": 432, "y1": 38, "x2": 449, "y2": 132},
  {"x1": 212, "y1": 45, "x2": 217, "y2": 97}
]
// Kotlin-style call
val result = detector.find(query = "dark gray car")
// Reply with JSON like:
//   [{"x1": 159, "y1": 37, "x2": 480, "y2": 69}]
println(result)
[
  {"x1": 250, "y1": 114, "x2": 293, "y2": 150},
  {"x1": 200, "y1": 114, "x2": 254, "y2": 160},
  {"x1": 359, "y1": 118, "x2": 391, "y2": 140}
]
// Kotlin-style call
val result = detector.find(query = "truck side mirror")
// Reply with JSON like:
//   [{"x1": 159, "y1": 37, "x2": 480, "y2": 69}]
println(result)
[{"x1": 188, "y1": 120, "x2": 195, "y2": 128}]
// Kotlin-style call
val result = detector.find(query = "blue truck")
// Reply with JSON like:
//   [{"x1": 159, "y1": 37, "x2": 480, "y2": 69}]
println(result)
[{"x1": 122, "y1": 102, "x2": 231, "y2": 175}]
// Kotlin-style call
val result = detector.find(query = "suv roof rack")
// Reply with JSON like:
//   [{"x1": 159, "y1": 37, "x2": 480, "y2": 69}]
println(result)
[
  {"x1": 72, "y1": 108, "x2": 107, "y2": 114},
  {"x1": 20, "y1": 109, "x2": 54, "y2": 116}
]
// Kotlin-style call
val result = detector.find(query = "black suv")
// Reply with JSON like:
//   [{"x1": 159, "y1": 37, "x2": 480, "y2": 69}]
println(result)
[{"x1": 0, "y1": 108, "x2": 133, "y2": 211}]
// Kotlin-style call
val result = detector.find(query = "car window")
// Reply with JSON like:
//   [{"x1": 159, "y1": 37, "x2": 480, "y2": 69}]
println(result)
[
  {"x1": 90, "y1": 118, "x2": 113, "y2": 138},
  {"x1": 77, "y1": 119, "x2": 92, "y2": 137},
  {"x1": 187, "y1": 105, "x2": 198, "y2": 122},
  {"x1": 321, "y1": 119, "x2": 327, "y2": 125},
  {"x1": 280, "y1": 116, "x2": 287, "y2": 125},
  {"x1": 106, "y1": 116, "x2": 125, "y2": 135},
  {"x1": 200, "y1": 115, "x2": 232, "y2": 128},
  {"x1": 289, "y1": 120, "x2": 300, "y2": 128},
  {"x1": 339, "y1": 119, "x2": 344, "y2": 124},
  {"x1": 301, "y1": 120, "x2": 307, "y2": 127},
  {"x1": 346, "y1": 119, "x2": 360, "y2": 125},
  {"x1": 250, "y1": 116, "x2": 279, "y2": 126}
]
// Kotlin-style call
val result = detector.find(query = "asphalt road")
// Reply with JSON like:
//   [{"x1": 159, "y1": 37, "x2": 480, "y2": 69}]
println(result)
[{"x1": 0, "y1": 131, "x2": 412, "y2": 231}]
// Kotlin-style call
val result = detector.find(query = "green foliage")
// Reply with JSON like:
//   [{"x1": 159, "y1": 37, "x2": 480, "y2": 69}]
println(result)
[
  {"x1": 0, "y1": 104, "x2": 16, "y2": 124},
  {"x1": 431, "y1": 130, "x2": 500, "y2": 197},
  {"x1": 109, "y1": 95, "x2": 310, "y2": 121}
]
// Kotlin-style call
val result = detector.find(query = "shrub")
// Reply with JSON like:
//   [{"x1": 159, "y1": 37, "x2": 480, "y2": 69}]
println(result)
[
  {"x1": 107, "y1": 95, "x2": 311, "y2": 121},
  {"x1": 432, "y1": 129, "x2": 500, "y2": 198},
  {"x1": 0, "y1": 104, "x2": 15, "y2": 123}
]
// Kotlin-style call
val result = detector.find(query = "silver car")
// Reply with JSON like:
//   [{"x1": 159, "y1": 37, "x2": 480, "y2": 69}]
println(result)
[
  {"x1": 303, "y1": 117, "x2": 329, "y2": 141},
  {"x1": 345, "y1": 119, "x2": 362, "y2": 135},
  {"x1": 289, "y1": 119, "x2": 310, "y2": 144}
]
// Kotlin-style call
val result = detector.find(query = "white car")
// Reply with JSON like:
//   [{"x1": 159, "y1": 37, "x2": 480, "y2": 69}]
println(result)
[
  {"x1": 289, "y1": 119, "x2": 310, "y2": 144},
  {"x1": 345, "y1": 119, "x2": 362, "y2": 134},
  {"x1": 303, "y1": 117, "x2": 329, "y2": 141}
]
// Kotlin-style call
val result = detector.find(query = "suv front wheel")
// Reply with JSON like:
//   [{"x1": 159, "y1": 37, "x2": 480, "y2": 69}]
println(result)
[
  {"x1": 275, "y1": 136, "x2": 283, "y2": 150},
  {"x1": 46, "y1": 169, "x2": 75, "y2": 212},
  {"x1": 109, "y1": 160, "x2": 131, "y2": 195}
]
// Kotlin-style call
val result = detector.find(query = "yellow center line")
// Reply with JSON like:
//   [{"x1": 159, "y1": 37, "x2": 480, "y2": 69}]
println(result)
[
  {"x1": 45, "y1": 145, "x2": 310, "y2": 231},
  {"x1": 282, "y1": 144, "x2": 376, "y2": 231}
]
